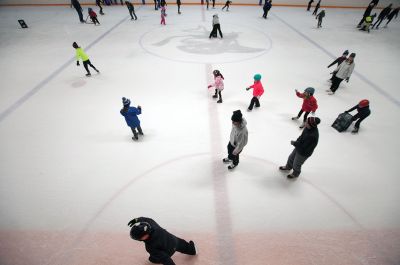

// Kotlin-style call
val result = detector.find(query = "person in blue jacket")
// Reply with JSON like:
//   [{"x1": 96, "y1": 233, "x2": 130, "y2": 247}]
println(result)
[{"x1": 120, "y1": 97, "x2": 143, "y2": 140}]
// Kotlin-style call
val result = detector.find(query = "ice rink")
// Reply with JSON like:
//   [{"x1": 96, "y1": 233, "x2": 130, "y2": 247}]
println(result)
[{"x1": 0, "y1": 3, "x2": 400, "y2": 265}]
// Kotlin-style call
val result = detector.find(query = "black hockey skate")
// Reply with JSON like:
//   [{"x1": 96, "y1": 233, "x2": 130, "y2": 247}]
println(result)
[
  {"x1": 223, "y1": 158, "x2": 232, "y2": 163},
  {"x1": 279, "y1": 166, "x2": 290, "y2": 171},
  {"x1": 228, "y1": 164, "x2": 237, "y2": 170}
]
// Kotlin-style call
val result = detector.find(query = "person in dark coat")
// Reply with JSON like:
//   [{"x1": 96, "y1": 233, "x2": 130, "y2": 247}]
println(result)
[
  {"x1": 372, "y1": 3, "x2": 392, "y2": 29},
  {"x1": 316, "y1": 9, "x2": 325, "y2": 27},
  {"x1": 345, "y1": 99, "x2": 371, "y2": 134},
  {"x1": 120, "y1": 97, "x2": 143, "y2": 140},
  {"x1": 128, "y1": 217, "x2": 196, "y2": 265},
  {"x1": 328, "y1": 50, "x2": 348, "y2": 81},
  {"x1": 222, "y1": 0, "x2": 232, "y2": 11},
  {"x1": 177, "y1": 0, "x2": 182, "y2": 14},
  {"x1": 307, "y1": 0, "x2": 314, "y2": 11},
  {"x1": 385, "y1": 7, "x2": 399, "y2": 27},
  {"x1": 96, "y1": 0, "x2": 105, "y2": 15},
  {"x1": 262, "y1": 0, "x2": 272, "y2": 19},
  {"x1": 125, "y1": 1, "x2": 137, "y2": 20},
  {"x1": 279, "y1": 117, "x2": 320, "y2": 179},
  {"x1": 357, "y1": 2, "x2": 376, "y2": 27},
  {"x1": 312, "y1": 0, "x2": 321, "y2": 16},
  {"x1": 71, "y1": 0, "x2": 85, "y2": 23}
]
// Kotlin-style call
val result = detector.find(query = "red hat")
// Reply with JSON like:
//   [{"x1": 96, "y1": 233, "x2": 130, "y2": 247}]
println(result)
[{"x1": 358, "y1": 99, "x2": 369, "y2": 108}]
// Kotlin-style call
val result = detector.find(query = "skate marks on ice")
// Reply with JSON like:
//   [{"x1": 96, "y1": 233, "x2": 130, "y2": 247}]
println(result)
[{"x1": 139, "y1": 23, "x2": 272, "y2": 64}]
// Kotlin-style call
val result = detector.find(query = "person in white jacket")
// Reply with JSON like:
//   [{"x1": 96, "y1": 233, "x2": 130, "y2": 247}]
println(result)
[
  {"x1": 327, "y1": 53, "x2": 355, "y2": 95},
  {"x1": 223, "y1": 110, "x2": 248, "y2": 170},
  {"x1": 209, "y1": 14, "x2": 223, "y2": 38}
]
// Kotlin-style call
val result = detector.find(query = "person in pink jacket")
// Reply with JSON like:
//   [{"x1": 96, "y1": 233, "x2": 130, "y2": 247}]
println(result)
[
  {"x1": 292, "y1": 87, "x2": 318, "y2": 128},
  {"x1": 207, "y1": 69, "x2": 224, "y2": 103},
  {"x1": 246, "y1": 74, "x2": 264, "y2": 111},
  {"x1": 160, "y1": 4, "x2": 166, "y2": 25}
]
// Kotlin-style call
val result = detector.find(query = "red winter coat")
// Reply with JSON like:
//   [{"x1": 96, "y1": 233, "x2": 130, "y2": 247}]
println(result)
[
  {"x1": 89, "y1": 10, "x2": 97, "y2": 18},
  {"x1": 248, "y1": 81, "x2": 264, "y2": 97},
  {"x1": 296, "y1": 91, "x2": 318, "y2": 112}
]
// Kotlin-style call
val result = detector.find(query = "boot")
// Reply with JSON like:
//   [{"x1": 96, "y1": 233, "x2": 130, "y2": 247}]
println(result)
[
  {"x1": 217, "y1": 99, "x2": 222, "y2": 103},
  {"x1": 188, "y1": 241, "x2": 196, "y2": 255},
  {"x1": 287, "y1": 173, "x2": 298, "y2": 179},
  {"x1": 279, "y1": 166, "x2": 290, "y2": 171},
  {"x1": 228, "y1": 163, "x2": 237, "y2": 170},
  {"x1": 86, "y1": 73, "x2": 91, "y2": 77},
  {"x1": 351, "y1": 127, "x2": 359, "y2": 134},
  {"x1": 291, "y1": 116, "x2": 299, "y2": 120},
  {"x1": 223, "y1": 158, "x2": 232, "y2": 163},
  {"x1": 212, "y1": 94, "x2": 218, "y2": 98},
  {"x1": 299, "y1": 122, "x2": 305, "y2": 129}
]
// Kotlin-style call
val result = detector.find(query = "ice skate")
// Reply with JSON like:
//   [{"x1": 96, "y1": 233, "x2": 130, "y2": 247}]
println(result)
[
  {"x1": 247, "y1": 108, "x2": 252, "y2": 112},
  {"x1": 291, "y1": 116, "x2": 299, "y2": 120},
  {"x1": 212, "y1": 94, "x2": 218, "y2": 98},
  {"x1": 351, "y1": 127, "x2": 359, "y2": 134},
  {"x1": 328, "y1": 91, "x2": 335, "y2": 95},
  {"x1": 132, "y1": 136, "x2": 138, "y2": 140},
  {"x1": 279, "y1": 166, "x2": 290, "y2": 171},
  {"x1": 188, "y1": 241, "x2": 196, "y2": 255},
  {"x1": 223, "y1": 158, "x2": 232, "y2": 163},
  {"x1": 299, "y1": 122, "x2": 305, "y2": 129},
  {"x1": 86, "y1": 73, "x2": 91, "y2": 77},
  {"x1": 228, "y1": 163, "x2": 237, "y2": 170},
  {"x1": 217, "y1": 99, "x2": 222, "y2": 103},
  {"x1": 287, "y1": 174, "x2": 298, "y2": 179}
]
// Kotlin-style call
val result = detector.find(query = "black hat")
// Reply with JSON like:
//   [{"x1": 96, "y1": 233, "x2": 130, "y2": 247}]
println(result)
[
  {"x1": 307, "y1": 117, "x2": 321, "y2": 128},
  {"x1": 130, "y1": 222, "x2": 152, "y2": 241},
  {"x1": 231, "y1": 110, "x2": 243, "y2": 122}
]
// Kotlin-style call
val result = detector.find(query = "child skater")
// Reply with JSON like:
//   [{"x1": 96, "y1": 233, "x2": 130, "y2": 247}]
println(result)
[
  {"x1": 73, "y1": 42, "x2": 99, "y2": 77},
  {"x1": 120, "y1": 97, "x2": 144, "y2": 141},
  {"x1": 245, "y1": 74, "x2": 264, "y2": 111},
  {"x1": 88, "y1": 8, "x2": 100, "y2": 25},
  {"x1": 292, "y1": 87, "x2": 318, "y2": 128},
  {"x1": 222, "y1": 0, "x2": 232, "y2": 11},
  {"x1": 160, "y1": 3, "x2": 166, "y2": 25},
  {"x1": 207, "y1": 69, "x2": 224, "y2": 103},
  {"x1": 316, "y1": 9, "x2": 325, "y2": 28}
]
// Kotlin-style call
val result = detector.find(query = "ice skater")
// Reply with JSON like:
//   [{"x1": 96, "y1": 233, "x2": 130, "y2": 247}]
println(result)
[
  {"x1": 73, "y1": 42, "x2": 99, "y2": 77},
  {"x1": 71, "y1": 0, "x2": 85, "y2": 23},
  {"x1": 160, "y1": 3, "x2": 167, "y2": 25},
  {"x1": 357, "y1": 2, "x2": 376, "y2": 27},
  {"x1": 222, "y1": 0, "x2": 232, "y2": 11},
  {"x1": 212, "y1": 0, "x2": 215, "y2": 8},
  {"x1": 177, "y1": 0, "x2": 182, "y2": 14},
  {"x1": 207, "y1": 69, "x2": 224, "y2": 103},
  {"x1": 345, "y1": 99, "x2": 371, "y2": 134},
  {"x1": 372, "y1": 3, "x2": 392, "y2": 29},
  {"x1": 262, "y1": 0, "x2": 272, "y2": 19},
  {"x1": 312, "y1": 0, "x2": 321, "y2": 16},
  {"x1": 206, "y1": 0, "x2": 209, "y2": 10},
  {"x1": 128, "y1": 217, "x2": 196, "y2": 265},
  {"x1": 292, "y1": 87, "x2": 318, "y2": 129},
  {"x1": 384, "y1": 7, "x2": 399, "y2": 27},
  {"x1": 125, "y1": 1, "x2": 137, "y2": 20},
  {"x1": 88, "y1": 8, "x2": 100, "y2": 25},
  {"x1": 96, "y1": 0, "x2": 104, "y2": 15},
  {"x1": 120, "y1": 97, "x2": 143, "y2": 141},
  {"x1": 307, "y1": 0, "x2": 314, "y2": 11},
  {"x1": 245, "y1": 74, "x2": 264, "y2": 111},
  {"x1": 316, "y1": 9, "x2": 325, "y2": 28},
  {"x1": 327, "y1": 53, "x2": 355, "y2": 95},
  {"x1": 279, "y1": 117, "x2": 320, "y2": 179},
  {"x1": 327, "y1": 50, "x2": 349, "y2": 81},
  {"x1": 359, "y1": 13, "x2": 376, "y2": 32},
  {"x1": 209, "y1": 14, "x2": 223, "y2": 38},
  {"x1": 223, "y1": 110, "x2": 248, "y2": 170}
]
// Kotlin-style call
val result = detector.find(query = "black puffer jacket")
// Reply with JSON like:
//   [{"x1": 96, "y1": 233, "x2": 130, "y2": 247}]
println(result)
[
  {"x1": 347, "y1": 105, "x2": 371, "y2": 119},
  {"x1": 293, "y1": 127, "x2": 319, "y2": 157}
]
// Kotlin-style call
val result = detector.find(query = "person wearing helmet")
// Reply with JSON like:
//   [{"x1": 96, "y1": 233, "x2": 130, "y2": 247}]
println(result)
[
  {"x1": 72, "y1": 42, "x2": 100, "y2": 77},
  {"x1": 292, "y1": 87, "x2": 318, "y2": 129},
  {"x1": 207, "y1": 69, "x2": 224, "y2": 103},
  {"x1": 88, "y1": 8, "x2": 100, "y2": 25},
  {"x1": 128, "y1": 217, "x2": 196, "y2": 265},
  {"x1": 246, "y1": 74, "x2": 264, "y2": 111},
  {"x1": 120, "y1": 97, "x2": 143, "y2": 140},
  {"x1": 345, "y1": 99, "x2": 371, "y2": 134},
  {"x1": 327, "y1": 53, "x2": 355, "y2": 95}
]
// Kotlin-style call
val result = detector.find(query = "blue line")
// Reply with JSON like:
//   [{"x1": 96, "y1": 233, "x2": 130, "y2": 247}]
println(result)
[
  {"x1": 0, "y1": 16, "x2": 129, "y2": 123},
  {"x1": 272, "y1": 13, "x2": 400, "y2": 108}
]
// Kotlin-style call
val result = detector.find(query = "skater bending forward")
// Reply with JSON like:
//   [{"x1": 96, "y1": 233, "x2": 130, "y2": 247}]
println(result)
[
  {"x1": 128, "y1": 217, "x2": 196, "y2": 265},
  {"x1": 345, "y1": 99, "x2": 371, "y2": 134},
  {"x1": 73, "y1": 42, "x2": 99, "y2": 77}
]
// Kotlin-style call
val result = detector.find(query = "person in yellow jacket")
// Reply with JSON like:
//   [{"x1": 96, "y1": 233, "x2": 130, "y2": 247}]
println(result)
[{"x1": 73, "y1": 42, "x2": 99, "y2": 77}]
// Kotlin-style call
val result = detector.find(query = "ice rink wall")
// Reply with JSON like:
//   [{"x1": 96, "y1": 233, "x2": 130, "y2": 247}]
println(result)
[{"x1": 0, "y1": 0, "x2": 399, "y2": 7}]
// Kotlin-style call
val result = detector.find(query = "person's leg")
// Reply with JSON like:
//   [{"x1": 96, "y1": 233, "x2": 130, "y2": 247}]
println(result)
[
  {"x1": 129, "y1": 10, "x2": 134, "y2": 19},
  {"x1": 99, "y1": 4, "x2": 103, "y2": 14},
  {"x1": 291, "y1": 152, "x2": 308, "y2": 177},
  {"x1": 76, "y1": 7, "x2": 84, "y2": 22},
  {"x1": 376, "y1": 18, "x2": 384, "y2": 28},
  {"x1": 83, "y1": 61, "x2": 91, "y2": 75},
  {"x1": 178, "y1": 4, "x2": 181, "y2": 13},
  {"x1": 303, "y1": 111, "x2": 310, "y2": 122},
  {"x1": 284, "y1": 148, "x2": 296, "y2": 170},
  {"x1": 372, "y1": 18, "x2": 380, "y2": 28},
  {"x1": 330, "y1": 76, "x2": 343, "y2": 93},
  {"x1": 248, "y1": 97, "x2": 256, "y2": 110},
  {"x1": 227, "y1": 142, "x2": 235, "y2": 161},
  {"x1": 385, "y1": 17, "x2": 393, "y2": 26},
  {"x1": 297, "y1": 109, "x2": 304, "y2": 119},
  {"x1": 354, "y1": 115, "x2": 368, "y2": 129},
  {"x1": 357, "y1": 16, "x2": 366, "y2": 27},
  {"x1": 137, "y1": 125, "x2": 144, "y2": 135},
  {"x1": 131, "y1": 127, "x2": 139, "y2": 140},
  {"x1": 255, "y1": 97, "x2": 260, "y2": 107},
  {"x1": 217, "y1": 91, "x2": 222, "y2": 102},
  {"x1": 175, "y1": 237, "x2": 196, "y2": 255},
  {"x1": 222, "y1": 4, "x2": 226, "y2": 10},
  {"x1": 87, "y1": 60, "x2": 99, "y2": 72},
  {"x1": 209, "y1": 25, "x2": 216, "y2": 38},
  {"x1": 212, "y1": 0, "x2": 215, "y2": 8},
  {"x1": 213, "y1": 89, "x2": 218, "y2": 98},
  {"x1": 216, "y1": 24, "x2": 223, "y2": 38},
  {"x1": 134, "y1": 11, "x2": 137, "y2": 19},
  {"x1": 96, "y1": 17, "x2": 100, "y2": 24}
]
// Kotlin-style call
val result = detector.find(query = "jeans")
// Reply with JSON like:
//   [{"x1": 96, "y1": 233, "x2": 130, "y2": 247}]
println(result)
[{"x1": 286, "y1": 149, "x2": 309, "y2": 177}]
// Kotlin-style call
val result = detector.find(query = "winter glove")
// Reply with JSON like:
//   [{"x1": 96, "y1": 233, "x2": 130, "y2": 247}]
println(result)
[
  {"x1": 76, "y1": 61, "x2": 80, "y2": 66},
  {"x1": 127, "y1": 218, "x2": 138, "y2": 227},
  {"x1": 246, "y1": 87, "x2": 250, "y2": 91},
  {"x1": 207, "y1": 85, "x2": 212, "y2": 89},
  {"x1": 137, "y1": 105, "x2": 142, "y2": 109}
]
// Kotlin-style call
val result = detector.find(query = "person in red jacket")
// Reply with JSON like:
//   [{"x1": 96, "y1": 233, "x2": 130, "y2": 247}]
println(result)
[
  {"x1": 246, "y1": 74, "x2": 264, "y2": 111},
  {"x1": 292, "y1": 87, "x2": 318, "y2": 128},
  {"x1": 88, "y1": 8, "x2": 100, "y2": 25}
]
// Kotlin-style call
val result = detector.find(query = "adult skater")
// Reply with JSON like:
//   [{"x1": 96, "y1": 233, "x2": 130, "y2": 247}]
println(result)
[
  {"x1": 209, "y1": 14, "x2": 223, "y2": 38},
  {"x1": 327, "y1": 50, "x2": 348, "y2": 81},
  {"x1": 208, "y1": 69, "x2": 225, "y2": 103},
  {"x1": 262, "y1": 0, "x2": 272, "y2": 19},
  {"x1": 327, "y1": 53, "x2": 355, "y2": 95},
  {"x1": 206, "y1": 0, "x2": 209, "y2": 10},
  {"x1": 125, "y1": 1, "x2": 137, "y2": 20},
  {"x1": 307, "y1": 0, "x2": 314, "y2": 11},
  {"x1": 279, "y1": 117, "x2": 320, "y2": 179},
  {"x1": 312, "y1": 0, "x2": 321, "y2": 16},
  {"x1": 385, "y1": 7, "x2": 399, "y2": 27},
  {"x1": 357, "y1": 2, "x2": 376, "y2": 27},
  {"x1": 120, "y1": 97, "x2": 143, "y2": 140},
  {"x1": 177, "y1": 0, "x2": 181, "y2": 14},
  {"x1": 245, "y1": 74, "x2": 264, "y2": 111},
  {"x1": 345, "y1": 99, "x2": 371, "y2": 134},
  {"x1": 96, "y1": 0, "x2": 104, "y2": 15},
  {"x1": 223, "y1": 110, "x2": 248, "y2": 170},
  {"x1": 292, "y1": 87, "x2": 318, "y2": 129},
  {"x1": 316, "y1": 9, "x2": 325, "y2": 27},
  {"x1": 73, "y1": 42, "x2": 99, "y2": 77},
  {"x1": 212, "y1": 0, "x2": 215, "y2": 9},
  {"x1": 88, "y1": 8, "x2": 100, "y2": 25},
  {"x1": 222, "y1": 0, "x2": 232, "y2": 11},
  {"x1": 372, "y1": 3, "x2": 392, "y2": 29},
  {"x1": 71, "y1": 0, "x2": 85, "y2": 23}
]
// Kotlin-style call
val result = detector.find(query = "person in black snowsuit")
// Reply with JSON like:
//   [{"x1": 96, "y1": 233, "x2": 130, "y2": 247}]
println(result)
[
  {"x1": 345, "y1": 99, "x2": 371, "y2": 134},
  {"x1": 96, "y1": 0, "x2": 105, "y2": 15},
  {"x1": 125, "y1": 1, "x2": 137, "y2": 20},
  {"x1": 128, "y1": 217, "x2": 197, "y2": 265},
  {"x1": 279, "y1": 117, "x2": 320, "y2": 179},
  {"x1": 385, "y1": 7, "x2": 399, "y2": 27},
  {"x1": 328, "y1": 50, "x2": 348, "y2": 81},
  {"x1": 372, "y1": 4, "x2": 392, "y2": 29},
  {"x1": 262, "y1": 0, "x2": 272, "y2": 19},
  {"x1": 357, "y1": 2, "x2": 376, "y2": 27},
  {"x1": 307, "y1": 0, "x2": 314, "y2": 11},
  {"x1": 71, "y1": 0, "x2": 85, "y2": 23},
  {"x1": 312, "y1": 0, "x2": 321, "y2": 16}
]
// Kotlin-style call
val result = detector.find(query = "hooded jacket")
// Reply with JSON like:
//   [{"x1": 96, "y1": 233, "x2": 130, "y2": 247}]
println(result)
[
  {"x1": 120, "y1": 106, "x2": 141, "y2": 127},
  {"x1": 230, "y1": 118, "x2": 248, "y2": 154},
  {"x1": 334, "y1": 60, "x2": 355, "y2": 80},
  {"x1": 248, "y1": 80, "x2": 264, "y2": 97}
]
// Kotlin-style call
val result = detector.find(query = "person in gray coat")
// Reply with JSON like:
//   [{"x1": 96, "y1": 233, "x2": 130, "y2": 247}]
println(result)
[
  {"x1": 223, "y1": 110, "x2": 248, "y2": 170},
  {"x1": 209, "y1": 14, "x2": 223, "y2": 38},
  {"x1": 327, "y1": 53, "x2": 355, "y2": 95}
]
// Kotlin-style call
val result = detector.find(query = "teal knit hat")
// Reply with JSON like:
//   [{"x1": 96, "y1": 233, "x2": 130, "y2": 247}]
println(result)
[{"x1": 254, "y1": 74, "x2": 262, "y2": 81}]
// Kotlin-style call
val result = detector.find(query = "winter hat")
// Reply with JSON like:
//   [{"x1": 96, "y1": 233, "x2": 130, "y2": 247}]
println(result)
[
  {"x1": 72, "y1": 42, "x2": 79, "y2": 49},
  {"x1": 253, "y1": 74, "x2": 262, "y2": 81},
  {"x1": 349, "y1": 53, "x2": 356, "y2": 58},
  {"x1": 231, "y1": 110, "x2": 243, "y2": 123},
  {"x1": 358, "y1": 99, "x2": 369, "y2": 108},
  {"x1": 307, "y1": 117, "x2": 321, "y2": 128},
  {"x1": 122, "y1": 97, "x2": 131, "y2": 106},
  {"x1": 343, "y1": 50, "x2": 349, "y2": 56},
  {"x1": 304, "y1": 87, "x2": 315, "y2": 95},
  {"x1": 88, "y1": 7, "x2": 92, "y2": 11},
  {"x1": 130, "y1": 222, "x2": 152, "y2": 240},
  {"x1": 213, "y1": 69, "x2": 221, "y2": 76}
]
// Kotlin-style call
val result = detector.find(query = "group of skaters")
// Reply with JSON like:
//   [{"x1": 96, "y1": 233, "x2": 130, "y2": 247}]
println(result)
[
  {"x1": 357, "y1": 1, "x2": 399, "y2": 32},
  {"x1": 306, "y1": 0, "x2": 325, "y2": 28}
]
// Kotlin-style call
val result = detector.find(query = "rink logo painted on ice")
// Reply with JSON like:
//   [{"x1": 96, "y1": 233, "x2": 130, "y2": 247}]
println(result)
[{"x1": 139, "y1": 23, "x2": 272, "y2": 64}]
